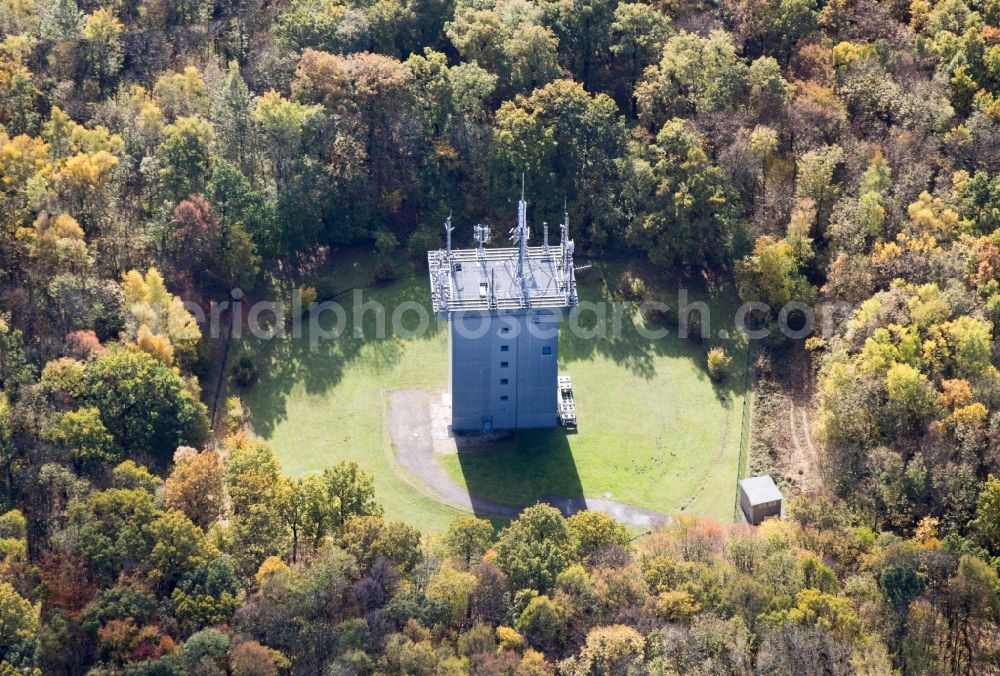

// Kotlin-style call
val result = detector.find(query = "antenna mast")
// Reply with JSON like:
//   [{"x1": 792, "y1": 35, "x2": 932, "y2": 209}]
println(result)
[
  {"x1": 474, "y1": 223, "x2": 490, "y2": 261},
  {"x1": 518, "y1": 176, "x2": 527, "y2": 281},
  {"x1": 444, "y1": 213, "x2": 454, "y2": 261},
  {"x1": 561, "y1": 199, "x2": 577, "y2": 303},
  {"x1": 518, "y1": 176, "x2": 528, "y2": 304},
  {"x1": 509, "y1": 174, "x2": 530, "y2": 305},
  {"x1": 561, "y1": 199, "x2": 569, "y2": 271}
]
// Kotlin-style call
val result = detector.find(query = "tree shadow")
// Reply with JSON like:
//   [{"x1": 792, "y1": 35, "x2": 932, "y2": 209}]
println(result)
[
  {"x1": 559, "y1": 260, "x2": 749, "y2": 389},
  {"x1": 238, "y1": 250, "x2": 443, "y2": 437}
]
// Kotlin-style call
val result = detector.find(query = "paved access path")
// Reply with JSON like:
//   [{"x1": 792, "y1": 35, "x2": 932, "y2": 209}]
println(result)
[{"x1": 388, "y1": 389, "x2": 669, "y2": 529}]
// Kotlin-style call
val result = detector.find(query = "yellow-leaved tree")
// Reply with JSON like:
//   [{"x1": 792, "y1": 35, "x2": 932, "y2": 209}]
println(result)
[{"x1": 121, "y1": 268, "x2": 200, "y2": 367}]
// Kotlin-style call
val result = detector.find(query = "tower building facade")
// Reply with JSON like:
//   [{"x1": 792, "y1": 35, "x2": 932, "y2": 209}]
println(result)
[{"x1": 428, "y1": 191, "x2": 578, "y2": 432}]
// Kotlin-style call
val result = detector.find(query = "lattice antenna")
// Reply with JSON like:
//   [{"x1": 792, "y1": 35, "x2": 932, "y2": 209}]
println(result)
[
  {"x1": 561, "y1": 198, "x2": 569, "y2": 272},
  {"x1": 518, "y1": 176, "x2": 528, "y2": 302},
  {"x1": 507, "y1": 175, "x2": 530, "y2": 305},
  {"x1": 474, "y1": 223, "x2": 490, "y2": 258},
  {"x1": 543, "y1": 221, "x2": 549, "y2": 254},
  {"x1": 435, "y1": 258, "x2": 450, "y2": 310},
  {"x1": 444, "y1": 213, "x2": 454, "y2": 260}
]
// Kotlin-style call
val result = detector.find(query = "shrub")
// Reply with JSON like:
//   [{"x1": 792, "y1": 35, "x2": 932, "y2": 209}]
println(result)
[
  {"x1": 298, "y1": 285, "x2": 316, "y2": 314},
  {"x1": 707, "y1": 347, "x2": 732, "y2": 380},
  {"x1": 224, "y1": 396, "x2": 245, "y2": 434},
  {"x1": 618, "y1": 271, "x2": 646, "y2": 301},
  {"x1": 230, "y1": 351, "x2": 257, "y2": 388}
]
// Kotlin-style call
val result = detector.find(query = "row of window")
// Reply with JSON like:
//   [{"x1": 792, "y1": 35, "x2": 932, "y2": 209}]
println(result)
[
  {"x1": 495, "y1": 343, "x2": 551, "y2": 404},
  {"x1": 497, "y1": 315, "x2": 545, "y2": 331},
  {"x1": 498, "y1": 346, "x2": 552, "y2": 358}
]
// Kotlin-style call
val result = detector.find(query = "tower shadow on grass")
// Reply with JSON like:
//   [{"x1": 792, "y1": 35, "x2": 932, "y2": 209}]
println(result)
[{"x1": 454, "y1": 428, "x2": 584, "y2": 521}]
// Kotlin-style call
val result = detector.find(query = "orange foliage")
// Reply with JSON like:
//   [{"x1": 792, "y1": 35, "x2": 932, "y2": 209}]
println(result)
[{"x1": 39, "y1": 552, "x2": 96, "y2": 613}]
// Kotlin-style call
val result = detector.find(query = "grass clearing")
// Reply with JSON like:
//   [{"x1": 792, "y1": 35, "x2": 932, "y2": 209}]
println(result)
[
  {"x1": 236, "y1": 250, "x2": 747, "y2": 530},
  {"x1": 237, "y1": 252, "x2": 460, "y2": 532},
  {"x1": 440, "y1": 265, "x2": 748, "y2": 522}
]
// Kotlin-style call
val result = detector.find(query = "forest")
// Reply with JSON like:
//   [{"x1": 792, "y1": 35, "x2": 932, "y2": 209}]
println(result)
[{"x1": 1, "y1": 0, "x2": 1000, "y2": 671}]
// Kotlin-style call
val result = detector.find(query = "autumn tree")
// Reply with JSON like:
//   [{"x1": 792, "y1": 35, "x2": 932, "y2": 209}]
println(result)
[
  {"x1": 610, "y1": 3, "x2": 673, "y2": 114},
  {"x1": 276, "y1": 474, "x2": 335, "y2": 562},
  {"x1": 253, "y1": 90, "x2": 322, "y2": 195},
  {"x1": 210, "y1": 61, "x2": 259, "y2": 182},
  {"x1": 72, "y1": 486, "x2": 159, "y2": 582},
  {"x1": 562, "y1": 624, "x2": 646, "y2": 674},
  {"x1": 84, "y1": 349, "x2": 207, "y2": 464},
  {"x1": 970, "y1": 475, "x2": 1000, "y2": 553},
  {"x1": 157, "y1": 116, "x2": 217, "y2": 202},
  {"x1": 120, "y1": 268, "x2": 201, "y2": 368},
  {"x1": 625, "y1": 119, "x2": 745, "y2": 269},
  {"x1": 515, "y1": 594, "x2": 567, "y2": 653},
  {"x1": 226, "y1": 433, "x2": 289, "y2": 576},
  {"x1": 153, "y1": 67, "x2": 209, "y2": 120},
  {"x1": 81, "y1": 9, "x2": 124, "y2": 94},
  {"x1": 164, "y1": 448, "x2": 224, "y2": 530},
  {"x1": 566, "y1": 511, "x2": 630, "y2": 561},
  {"x1": 547, "y1": 0, "x2": 617, "y2": 88},
  {"x1": 635, "y1": 30, "x2": 749, "y2": 129},
  {"x1": 171, "y1": 555, "x2": 241, "y2": 628},
  {"x1": 322, "y1": 460, "x2": 383, "y2": 526},
  {"x1": 444, "y1": 515, "x2": 494, "y2": 568},
  {"x1": 736, "y1": 233, "x2": 816, "y2": 308},
  {"x1": 146, "y1": 508, "x2": 211, "y2": 588},
  {"x1": 205, "y1": 157, "x2": 272, "y2": 270},
  {"x1": 44, "y1": 406, "x2": 120, "y2": 470},
  {"x1": 722, "y1": 0, "x2": 818, "y2": 59},
  {"x1": 0, "y1": 581, "x2": 41, "y2": 672},
  {"x1": 492, "y1": 79, "x2": 626, "y2": 245},
  {"x1": 495, "y1": 504, "x2": 575, "y2": 593}
]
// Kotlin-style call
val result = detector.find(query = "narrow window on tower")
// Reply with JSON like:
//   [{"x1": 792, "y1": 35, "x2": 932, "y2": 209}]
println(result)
[
  {"x1": 500, "y1": 345, "x2": 509, "y2": 352},
  {"x1": 542, "y1": 346, "x2": 552, "y2": 355},
  {"x1": 500, "y1": 361, "x2": 509, "y2": 368}
]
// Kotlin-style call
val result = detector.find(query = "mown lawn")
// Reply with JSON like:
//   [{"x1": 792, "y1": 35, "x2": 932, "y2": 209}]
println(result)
[
  {"x1": 236, "y1": 251, "x2": 460, "y2": 532},
  {"x1": 440, "y1": 266, "x2": 748, "y2": 522},
  {"x1": 237, "y1": 249, "x2": 748, "y2": 530}
]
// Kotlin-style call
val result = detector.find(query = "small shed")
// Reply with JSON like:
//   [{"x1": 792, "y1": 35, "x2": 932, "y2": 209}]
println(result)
[{"x1": 739, "y1": 475, "x2": 783, "y2": 525}]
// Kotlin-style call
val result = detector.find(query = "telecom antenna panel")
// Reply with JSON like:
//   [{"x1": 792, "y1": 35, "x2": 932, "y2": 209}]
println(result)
[{"x1": 474, "y1": 223, "x2": 490, "y2": 259}]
